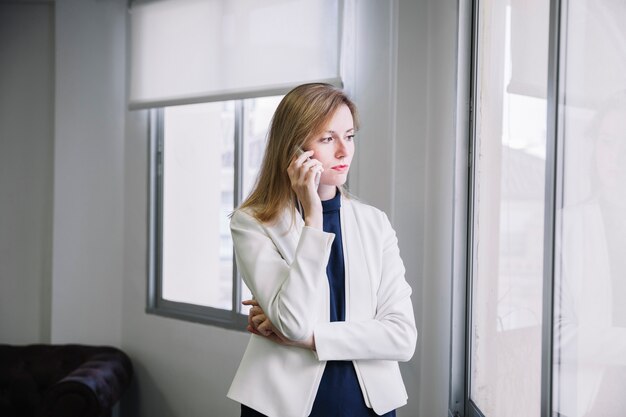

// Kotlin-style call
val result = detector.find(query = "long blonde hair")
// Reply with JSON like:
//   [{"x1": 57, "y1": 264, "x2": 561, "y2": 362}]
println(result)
[{"x1": 238, "y1": 83, "x2": 359, "y2": 224}]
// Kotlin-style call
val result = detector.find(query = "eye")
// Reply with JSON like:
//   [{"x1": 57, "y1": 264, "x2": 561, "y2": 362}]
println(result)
[
  {"x1": 320, "y1": 136, "x2": 333, "y2": 143},
  {"x1": 346, "y1": 134, "x2": 356, "y2": 141}
]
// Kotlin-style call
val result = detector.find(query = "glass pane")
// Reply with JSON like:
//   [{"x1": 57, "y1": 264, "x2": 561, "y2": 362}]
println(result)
[
  {"x1": 469, "y1": 0, "x2": 549, "y2": 415},
  {"x1": 553, "y1": 1, "x2": 626, "y2": 416},
  {"x1": 239, "y1": 95, "x2": 283, "y2": 312},
  {"x1": 161, "y1": 101, "x2": 235, "y2": 309}
]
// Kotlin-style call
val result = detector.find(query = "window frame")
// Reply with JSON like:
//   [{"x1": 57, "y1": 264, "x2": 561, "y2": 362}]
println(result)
[
  {"x1": 146, "y1": 103, "x2": 248, "y2": 331},
  {"x1": 449, "y1": 0, "x2": 563, "y2": 416}
]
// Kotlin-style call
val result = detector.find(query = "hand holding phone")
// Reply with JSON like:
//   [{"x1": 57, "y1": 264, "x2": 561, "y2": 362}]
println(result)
[
  {"x1": 290, "y1": 147, "x2": 324, "y2": 229},
  {"x1": 296, "y1": 147, "x2": 321, "y2": 189}
]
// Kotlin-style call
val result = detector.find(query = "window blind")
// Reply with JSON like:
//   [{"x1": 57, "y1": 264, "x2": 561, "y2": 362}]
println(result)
[{"x1": 129, "y1": 0, "x2": 342, "y2": 109}]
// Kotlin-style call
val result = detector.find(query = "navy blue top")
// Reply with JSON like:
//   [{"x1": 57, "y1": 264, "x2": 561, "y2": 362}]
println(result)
[{"x1": 308, "y1": 190, "x2": 396, "y2": 417}]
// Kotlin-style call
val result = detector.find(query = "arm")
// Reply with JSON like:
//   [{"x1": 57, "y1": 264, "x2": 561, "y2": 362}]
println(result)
[
  {"x1": 246, "y1": 212, "x2": 418, "y2": 361},
  {"x1": 231, "y1": 210, "x2": 334, "y2": 341}
]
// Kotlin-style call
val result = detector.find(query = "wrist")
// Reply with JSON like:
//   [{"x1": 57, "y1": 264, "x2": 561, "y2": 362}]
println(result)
[
  {"x1": 304, "y1": 211, "x2": 323, "y2": 230},
  {"x1": 304, "y1": 217, "x2": 323, "y2": 230}
]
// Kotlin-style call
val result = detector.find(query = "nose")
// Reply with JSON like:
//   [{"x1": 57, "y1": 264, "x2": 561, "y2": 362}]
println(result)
[{"x1": 335, "y1": 139, "x2": 348, "y2": 159}]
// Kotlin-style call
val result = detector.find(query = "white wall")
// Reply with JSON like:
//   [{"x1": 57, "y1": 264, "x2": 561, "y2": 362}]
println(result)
[
  {"x1": 393, "y1": 0, "x2": 430, "y2": 413},
  {"x1": 353, "y1": 1, "x2": 460, "y2": 415},
  {"x1": 0, "y1": 0, "x2": 128, "y2": 350},
  {"x1": 50, "y1": 0, "x2": 126, "y2": 345},
  {"x1": 416, "y1": 1, "x2": 459, "y2": 415},
  {"x1": 0, "y1": 2, "x2": 54, "y2": 344}
]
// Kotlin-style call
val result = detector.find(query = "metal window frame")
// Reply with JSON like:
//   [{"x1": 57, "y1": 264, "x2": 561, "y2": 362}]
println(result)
[
  {"x1": 448, "y1": 0, "x2": 475, "y2": 415},
  {"x1": 541, "y1": 0, "x2": 563, "y2": 416},
  {"x1": 146, "y1": 104, "x2": 248, "y2": 331},
  {"x1": 452, "y1": 0, "x2": 564, "y2": 415}
]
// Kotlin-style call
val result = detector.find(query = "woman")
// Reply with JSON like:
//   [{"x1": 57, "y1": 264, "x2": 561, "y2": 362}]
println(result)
[{"x1": 227, "y1": 83, "x2": 417, "y2": 417}]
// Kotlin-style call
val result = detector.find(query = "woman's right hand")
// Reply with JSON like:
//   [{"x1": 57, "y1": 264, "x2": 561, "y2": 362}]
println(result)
[{"x1": 287, "y1": 150, "x2": 323, "y2": 229}]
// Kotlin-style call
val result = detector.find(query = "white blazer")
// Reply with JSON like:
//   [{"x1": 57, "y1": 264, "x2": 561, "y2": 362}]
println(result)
[{"x1": 227, "y1": 196, "x2": 417, "y2": 417}]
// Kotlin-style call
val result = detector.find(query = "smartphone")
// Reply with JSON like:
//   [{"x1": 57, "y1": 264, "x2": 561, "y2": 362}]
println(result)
[{"x1": 296, "y1": 147, "x2": 321, "y2": 189}]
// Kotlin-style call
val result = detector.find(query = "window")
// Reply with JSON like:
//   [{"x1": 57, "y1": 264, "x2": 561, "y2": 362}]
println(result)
[
  {"x1": 130, "y1": 0, "x2": 347, "y2": 329},
  {"x1": 148, "y1": 96, "x2": 283, "y2": 328},
  {"x1": 452, "y1": 0, "x2": 626, "y2": 416},
  {"x1": 467, "y1": 0, "x2": 549, "y2": 415}
]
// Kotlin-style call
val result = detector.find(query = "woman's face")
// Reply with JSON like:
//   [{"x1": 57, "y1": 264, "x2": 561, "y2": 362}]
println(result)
[{"x1": 304, "y1": 104, "x2": 355, "y2": 193}]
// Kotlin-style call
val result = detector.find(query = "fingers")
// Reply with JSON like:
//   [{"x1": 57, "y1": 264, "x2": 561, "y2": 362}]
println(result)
[
  {"x1": 246, "y1": 324, "x2": 263, "y2": 336},
  {"x1": 247, "y1": 305, "x2": 260, "y2": 327},
  {"x1": 289, "y1": 151, "x2": 323, "y2": 177},
  {"x1": 242, "y1": 299, "x2": 275, "y2": 338},
  {"x1": 248, "y1": 315, "x2": 273, "y2": 337},
  {"x1": 250, "y1": 306, "x2": 263, "y2": 318},
  {"x1": 288, "y1": 158, "x2": 323, "y2": 190},
  {"x1": 257, "y1": 319, "x2": 273, "y2": 336},
  {"x1": 295, "y1": 149, "x2": 314, "y2": 165},
  {"x1": 251, "y1": 313, "x2": 266, "y2": 327}
]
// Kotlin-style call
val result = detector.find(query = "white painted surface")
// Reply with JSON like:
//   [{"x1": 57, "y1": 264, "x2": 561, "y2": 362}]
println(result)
[
  {"x1": 417, "y1": 1, "x2": 459, "y2": 415},
  {"x1": 0, "y1": 2, "x2": 54, "y2": 344},
  {"x1": 50, "y1": 0, "x2": 126, "y2": 346},
  {"x1": 393, "y1": 0, "x2": 430, "y2": 414}
]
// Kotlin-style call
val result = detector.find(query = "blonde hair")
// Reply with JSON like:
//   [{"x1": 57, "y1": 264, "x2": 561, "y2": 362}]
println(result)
[{"x1": 238, "y1": 83, "x2": 359, "y2": 224}]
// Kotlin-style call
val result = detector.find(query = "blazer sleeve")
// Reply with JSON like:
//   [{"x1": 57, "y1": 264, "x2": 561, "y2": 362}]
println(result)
[
  {"x1": 313, "y1": 212, "x2": 418, "y2": 362},
  {"x1": 230, "y1": 210, "x2": 335, "y2": 341}
]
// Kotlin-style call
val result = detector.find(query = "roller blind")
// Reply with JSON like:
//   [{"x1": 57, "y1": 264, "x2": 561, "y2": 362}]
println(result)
[{"x1": 129, "y1": 0, "x2": 342, "y2": 109}]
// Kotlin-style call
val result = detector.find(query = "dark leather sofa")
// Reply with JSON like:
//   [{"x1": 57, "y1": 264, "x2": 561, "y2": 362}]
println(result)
[{"x1": 0, "y1": 344, "x2": 133, "y2": 417}]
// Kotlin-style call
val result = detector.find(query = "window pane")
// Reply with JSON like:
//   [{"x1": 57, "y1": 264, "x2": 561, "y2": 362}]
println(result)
[
  {"x1": 242, "y1": 96, "x2": 283, "y2": 200},
  {"x1": 161, "y1": 101, "x2": 235, "y2": 309},
  {"x1": 470, "y1": 0, "x2": 549, "y2": 415},
  {"x1": 239, "y1": 95, "x2": 283, "y2": 311},
  {"x1": 553, "y1": 1, "x2": 626, "y2": 416}
]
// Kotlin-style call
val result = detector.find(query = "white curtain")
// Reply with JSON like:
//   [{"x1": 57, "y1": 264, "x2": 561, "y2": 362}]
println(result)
[{"x1": 129, "y1": 0, "x2": 343, "y2": 109}]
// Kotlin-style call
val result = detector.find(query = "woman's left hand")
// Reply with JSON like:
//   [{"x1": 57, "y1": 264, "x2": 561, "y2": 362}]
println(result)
[{"x1": 242, "y1": 299, "x2": 316, "y2": 351}]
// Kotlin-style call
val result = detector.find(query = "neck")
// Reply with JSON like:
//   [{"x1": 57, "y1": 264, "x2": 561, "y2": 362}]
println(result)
[{"x1": 318, "y1": 185, "x2": 337, "y2": 201}]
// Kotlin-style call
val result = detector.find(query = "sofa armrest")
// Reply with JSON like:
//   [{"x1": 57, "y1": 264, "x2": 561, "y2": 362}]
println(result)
[{"x1": 41, "y1": 348, "x2": 133, "y2": 417}]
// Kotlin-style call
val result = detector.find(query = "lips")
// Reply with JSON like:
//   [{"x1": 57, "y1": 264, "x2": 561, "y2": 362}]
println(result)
[{"x1": 331, "y1": 164, "x2": 349, "y2": 171}]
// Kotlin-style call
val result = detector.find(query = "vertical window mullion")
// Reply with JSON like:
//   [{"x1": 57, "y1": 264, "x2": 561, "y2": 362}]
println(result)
[
  {"x1": 541, "y1": 0, "x2": 563, "y2": 416},
  {"x1": 449, "y1": 0, "x2": 476, "y2": 415},
  {"x1": 464, "y1": 0, "x2": 481, "y2": 414},
  {"x1": 148, "y1": 108, "x2": 165, "y2": 310},
  {"x1": 232, "y1": 100, "x2": 244, "y2": 314}
]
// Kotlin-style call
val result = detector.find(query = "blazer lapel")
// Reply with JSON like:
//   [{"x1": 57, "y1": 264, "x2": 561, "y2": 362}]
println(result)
[{"x1": 341, "y1": 198, "x2": 375, "y2": 321}]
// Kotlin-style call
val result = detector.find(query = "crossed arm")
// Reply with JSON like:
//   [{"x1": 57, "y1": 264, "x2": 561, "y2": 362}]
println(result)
[
  {"x1": 232, "y1": 208, "x2": 417, "y2": 362},
  {"x1": 243, "y1": 299, "x2": 316, "y2": 350}
]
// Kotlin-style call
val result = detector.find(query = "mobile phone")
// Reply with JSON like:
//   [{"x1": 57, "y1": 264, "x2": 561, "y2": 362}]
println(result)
[{"x1": 296, "y1": 147, "x2": 321, "y2": 189}]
